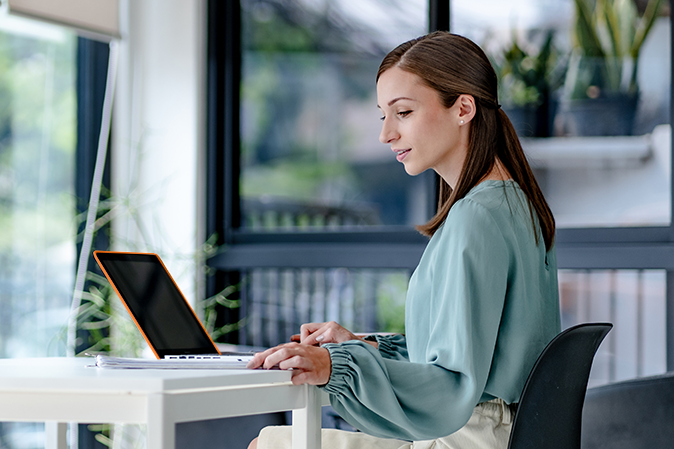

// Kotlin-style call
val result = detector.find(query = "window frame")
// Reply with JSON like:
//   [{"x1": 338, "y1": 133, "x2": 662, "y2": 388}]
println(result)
[
  {"x1": 76, "y1": 36, "x2": 111, "y2": 449},
  {"x1": 206, "y1": 0, "x2": 674, "y2": 367},
  {"x1": 76, "y1": 36, "x2": 111, "y2": 273}
]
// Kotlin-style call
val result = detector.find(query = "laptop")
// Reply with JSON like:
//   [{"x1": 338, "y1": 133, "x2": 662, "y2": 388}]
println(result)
[{"x1": 93, "y1": 251, "x2": 254, "y2": 368}]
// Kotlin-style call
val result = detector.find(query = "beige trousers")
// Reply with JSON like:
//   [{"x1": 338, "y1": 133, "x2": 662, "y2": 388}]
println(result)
[{"x1": 258, "y1": 399, "x2": 514, "y2": 449}]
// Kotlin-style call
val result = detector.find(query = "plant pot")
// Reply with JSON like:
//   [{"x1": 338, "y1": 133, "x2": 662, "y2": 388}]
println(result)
[
  {"x1": 558, "y1": 93, "x2": 639, "y2": 136},
  {"x1": 504, "y1": 98, "x2": 558, "y2": 138},
  {"x1": 504, "y1": 105, "x2": 538, "y2": 138}
]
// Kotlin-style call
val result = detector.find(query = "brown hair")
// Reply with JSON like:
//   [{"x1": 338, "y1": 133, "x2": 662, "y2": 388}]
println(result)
[{"x1": 377, "y1": 31, "x2": 555, "y2": 251}]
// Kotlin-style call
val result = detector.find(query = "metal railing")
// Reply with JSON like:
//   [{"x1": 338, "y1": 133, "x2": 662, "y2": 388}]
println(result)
[
  {"x1": 559, "y1": 269, "x2": 667, "y2": 387},
  {"x1": 237, "y1": 268, "x2": 407, "y2": 348},
  {"x1": 242, "y1": 197, "x2": 381, "y2": 230}
]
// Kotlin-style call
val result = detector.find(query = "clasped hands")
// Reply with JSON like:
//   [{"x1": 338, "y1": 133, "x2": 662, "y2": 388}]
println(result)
[{"x1": 246, "y1": 321, "x2": 377, "y2": 386}]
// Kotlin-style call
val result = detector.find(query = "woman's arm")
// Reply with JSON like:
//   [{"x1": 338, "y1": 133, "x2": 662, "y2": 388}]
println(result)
[
  {"x1": 247, "y1": 330, "x2": 409, "y2": 384},
  {"x1": 322, "y1": 341, "x2": 486, "y2": 440}
]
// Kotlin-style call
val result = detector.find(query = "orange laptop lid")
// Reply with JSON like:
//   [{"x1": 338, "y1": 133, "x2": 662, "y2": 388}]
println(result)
[{"x1": 93, "y1": 251, "x2": 220, "y2": 359}]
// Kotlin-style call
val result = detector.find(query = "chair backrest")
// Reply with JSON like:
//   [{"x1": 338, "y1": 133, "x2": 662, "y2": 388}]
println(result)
[
  {"x1": 582, "y1": 371, "x2": 674, "y2": 449},
  {"x1": 507, "y1": 322, "x2": 612, "y2": 449}
]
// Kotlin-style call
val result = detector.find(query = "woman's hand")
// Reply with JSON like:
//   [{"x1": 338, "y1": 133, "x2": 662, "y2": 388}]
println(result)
[
  {"x1": 291, "y1": 321, "x2": 378, "y2": 349},
  {"x1": 246, "y1": 342, "x2": 332, "y2": 385},
  {"x1": 295, "y1": 321, "x2": 356, "y2": 345}
]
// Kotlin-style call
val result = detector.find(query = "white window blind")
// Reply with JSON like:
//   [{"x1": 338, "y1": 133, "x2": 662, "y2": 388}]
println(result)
[{"x1": 3, "y1": 0, "x2": 119, "y2": 41}]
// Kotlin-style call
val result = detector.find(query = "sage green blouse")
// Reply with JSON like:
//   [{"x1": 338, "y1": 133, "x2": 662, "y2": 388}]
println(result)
[{"x1": 321, "y1": 180, "x2": 561, "y2": 441}]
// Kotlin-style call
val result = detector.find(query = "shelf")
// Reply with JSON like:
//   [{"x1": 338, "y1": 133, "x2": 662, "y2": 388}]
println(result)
[{"x1": 522, "y1": 134, "x2": 653, "y2": 169}]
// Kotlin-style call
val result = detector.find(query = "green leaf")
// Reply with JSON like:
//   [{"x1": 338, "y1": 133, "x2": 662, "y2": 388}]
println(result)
[
  {"x1": 602, "y1": 0, "x2": 622, "y2": 57},
  {"x1": 631, "y1": 0, "x2": 663, "y2": 59},
  {"x1": 573, "y1": 0, "x2": 606, "y2": 57}
]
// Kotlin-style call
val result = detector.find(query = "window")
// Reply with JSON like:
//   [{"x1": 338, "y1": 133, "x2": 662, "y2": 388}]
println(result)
[
  {"x1": 560, "y1": 269, "x2": 666, "y2": 386},
  {"x1": 239, "y1": 268, "x2": 409, "y2": 347},
  {"x1": 211, "y1": 0, "x2": 432, "y2": 347},
  {"x1": 207, "y1": 0, "x2": 436, "y2": 347},
  {"x1": 0, "y1": 15, "x2": 76, "y2": 359},
  {"x1": 0, "y1": 14, "x2": 77, "y2": 449},
  {"x1": 240, "y1": 0, "x2": 431, "y2": 230}
]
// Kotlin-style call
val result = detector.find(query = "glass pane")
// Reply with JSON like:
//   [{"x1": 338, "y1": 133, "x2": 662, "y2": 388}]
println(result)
[
  {"x1": 559, "y1": 270, "x2": 666, "y2": 387},
  {"x1": 0, "y1": 15, "x2": 76, "y2": 449},
  {"x1": 238, "y1": 268, "x2": 409, "y2": 348},
  {"x1": 0, "y1": 18, "x2": 76, "y2": 358},
  {"x1": 240, "y1": 0, "x2": 431, "y2": 230},
  {"x1": 451, "y1": 0, "x2": 671, "y2": 228}
]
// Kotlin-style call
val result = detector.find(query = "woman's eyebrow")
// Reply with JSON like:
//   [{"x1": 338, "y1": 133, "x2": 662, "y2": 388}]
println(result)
[
  {"x1": 377, "y1": 97, "x2": 416, "y2": 109},
  {"x1": 388, "y1": 97, "x2": 415, "y2": 106}
]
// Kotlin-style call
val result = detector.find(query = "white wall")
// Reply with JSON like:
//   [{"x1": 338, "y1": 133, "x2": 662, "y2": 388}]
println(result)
[{"x1": 112, "y1": 0, "x2": 206, "y2": 304}]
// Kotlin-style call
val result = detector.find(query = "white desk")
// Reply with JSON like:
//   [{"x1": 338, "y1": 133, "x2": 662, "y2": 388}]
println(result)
[{"x1": 0, "y1": 357, "x2": 330, "y2": 449}]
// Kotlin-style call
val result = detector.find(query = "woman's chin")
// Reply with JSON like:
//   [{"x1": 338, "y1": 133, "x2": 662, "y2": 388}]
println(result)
[{"x1": 402, "y1": 163, "x2": 425, "y2": 177}]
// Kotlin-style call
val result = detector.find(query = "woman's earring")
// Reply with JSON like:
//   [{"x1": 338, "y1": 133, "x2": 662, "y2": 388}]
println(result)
[{"x1": 459, "y1": 120, "x2": 464, "y2": 125}]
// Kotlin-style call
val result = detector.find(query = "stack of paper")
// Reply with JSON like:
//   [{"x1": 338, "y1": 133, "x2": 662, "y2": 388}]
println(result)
[{"x1": 95, "y1": 355, "x2": 252, "y2": 369}]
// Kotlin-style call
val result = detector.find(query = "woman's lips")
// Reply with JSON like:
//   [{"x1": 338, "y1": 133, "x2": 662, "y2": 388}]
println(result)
[{"x1": 395, "y1": 149, "x2": 411, "y2": 162}]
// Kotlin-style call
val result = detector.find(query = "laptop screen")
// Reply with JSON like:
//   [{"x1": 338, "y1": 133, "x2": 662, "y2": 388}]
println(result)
[{"x1": 93, "y1": 251, "x2": 219, "y2": 359}]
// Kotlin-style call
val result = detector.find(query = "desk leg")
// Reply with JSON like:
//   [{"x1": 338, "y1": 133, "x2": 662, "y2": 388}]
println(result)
[
  {"x1": 147, "y1": 394, "x2": 175, "y2": 449},
  {"x1": 45, "y1": 422, "x2": 67, "y2": 449},
  {"x1": 292, "y1": 385, "x2": 322, "y2": 449}
]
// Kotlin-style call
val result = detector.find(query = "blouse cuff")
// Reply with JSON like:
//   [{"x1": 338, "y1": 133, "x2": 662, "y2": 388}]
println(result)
[
  {"x1": 367, "y1": 335, "x2": 396, "y2": 358},
  {"x1": 364, "y1": 334, "x2": 408, "y2": 360},
  {"x1": 320, "y1": 343, "x2": 355, "y2": 395}
]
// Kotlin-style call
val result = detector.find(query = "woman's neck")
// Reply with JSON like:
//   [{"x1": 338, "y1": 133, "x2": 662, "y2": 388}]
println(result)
[{"x1": 480, "y1": 160, "x2": 512, "y2": 183}]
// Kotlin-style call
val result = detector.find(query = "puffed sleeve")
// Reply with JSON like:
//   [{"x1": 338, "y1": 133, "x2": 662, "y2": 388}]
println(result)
[
  {"x1": 364, "y1": 334, "x2": 408, "y2": 361},
  {"x1": 320, "y1": 198, "x2": 511, "y2": 440}
]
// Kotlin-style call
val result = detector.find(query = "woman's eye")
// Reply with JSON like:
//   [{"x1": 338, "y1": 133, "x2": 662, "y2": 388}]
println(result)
[
  {"x1": 397, "y1": 110, "x2": 412, "y2": 117},
  {"x1": 380, "y1": 116, "x2": 385, "y2": 121}
]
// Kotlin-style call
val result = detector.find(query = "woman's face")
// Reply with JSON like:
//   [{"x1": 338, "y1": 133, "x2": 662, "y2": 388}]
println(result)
[{"x1": 377, "y1": 66, "x2": 469, "y2": 187}]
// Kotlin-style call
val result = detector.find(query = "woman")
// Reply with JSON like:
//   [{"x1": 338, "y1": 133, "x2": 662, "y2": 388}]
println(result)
[{"x1": 247, "y1": 31, "x2": 560, "y2": 449}]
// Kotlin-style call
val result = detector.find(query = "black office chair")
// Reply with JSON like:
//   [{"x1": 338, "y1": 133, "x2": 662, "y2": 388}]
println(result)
[
  {"x1": 581, "y1": 371, "x2": 674, "y2": 449},
  {"x1": 507, "y1": 322, "x2": 613, "y2": 449}
]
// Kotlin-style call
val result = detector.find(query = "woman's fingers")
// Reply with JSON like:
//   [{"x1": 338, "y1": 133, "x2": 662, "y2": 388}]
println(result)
[
  {"x1": 248, "y1": 343, "x2": 331, "y2": 385},
  {"x1": 278, "y1": 354, "x2": 306, "y2": 371},
  {"x1": 301, "y1": 321, "x2": 356, "y2": 345},
  {"x1": 290, "y1": 370, "x2": 314, "y2": 385},
  {"x1": 262, "y1": 345, "x2": 297, "y2": 369},
  {"x1": 302, "y1": 329, "x2": 327, "y2": 346},
  {"x1": 246, "y1": 345, "x2": 284, "y2": 369},
  {"x1": 286, "y1": 345, "x2": 331, "y2": 385},
  {"x1": 300, "y1": 322, "x2": 324, "y2": 343}
]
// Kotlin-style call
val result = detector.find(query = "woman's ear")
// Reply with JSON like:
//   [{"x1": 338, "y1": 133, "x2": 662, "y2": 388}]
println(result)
[{"x1": 457, "y1": 94, "x2": 476, "y2": 124}]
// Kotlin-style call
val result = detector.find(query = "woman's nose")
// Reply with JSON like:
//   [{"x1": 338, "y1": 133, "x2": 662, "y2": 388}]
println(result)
[{"x1": 379, "y1": 118, "x2": 398, "y2": 144}]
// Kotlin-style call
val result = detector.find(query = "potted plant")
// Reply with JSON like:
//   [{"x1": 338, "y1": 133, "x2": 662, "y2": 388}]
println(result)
[
  {"x1": 560, "y1": 0, "x2": 664, "y2": 136},
  {"x1": 497, "y1": 30, "x2": 567, "y2": 137}
]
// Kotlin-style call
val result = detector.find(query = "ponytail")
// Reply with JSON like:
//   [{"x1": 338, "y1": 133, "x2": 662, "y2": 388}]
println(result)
[{"x1": 495, "y1": 109, "x2": 556, "y2": 251}]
